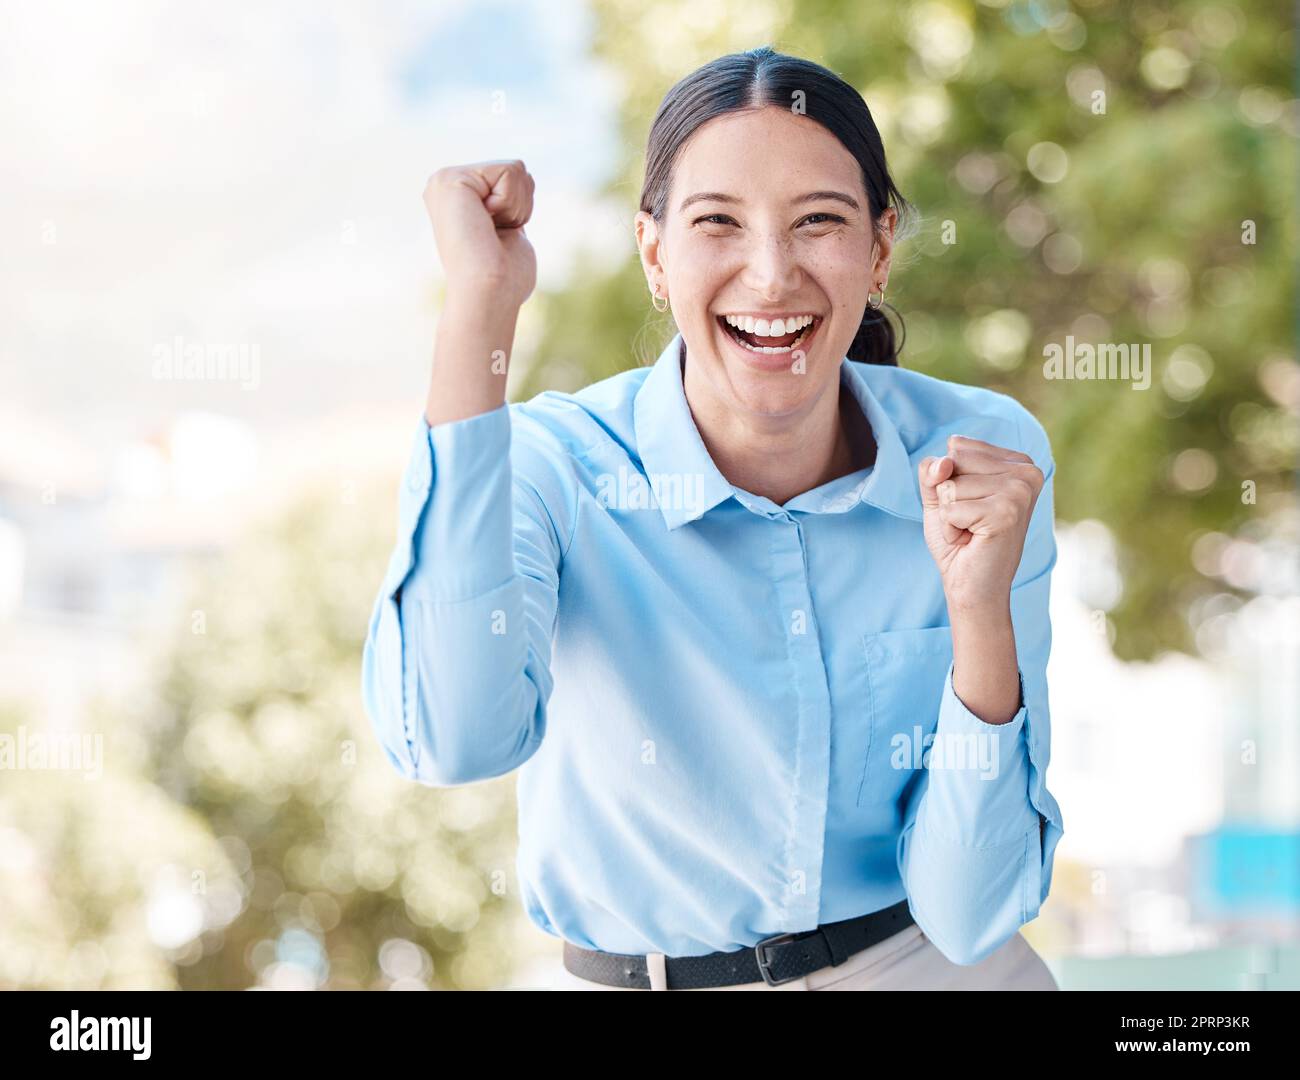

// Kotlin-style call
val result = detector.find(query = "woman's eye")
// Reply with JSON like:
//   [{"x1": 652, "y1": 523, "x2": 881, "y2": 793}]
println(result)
[
  {"x1": 691, "y1": 212, "x2": 845, "y2": 229},
  {"x1": 800, "y1": 213, "x2": 846, "y2": 227}
]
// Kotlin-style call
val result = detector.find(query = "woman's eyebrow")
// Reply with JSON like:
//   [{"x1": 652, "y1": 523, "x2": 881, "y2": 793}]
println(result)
[
  {"x1": 678, "y1": 191, "x2": 739, "y2": 212},
  {"x1": 795, "y1": 190, "x2": 860, "y2": 211},
  {"x1": 678, "y1": 190, "x2": 860, "y2": 212}
]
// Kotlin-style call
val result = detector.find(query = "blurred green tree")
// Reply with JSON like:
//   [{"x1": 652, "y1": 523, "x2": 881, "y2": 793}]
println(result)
[
  {"x1": 146, "y1": 483, "x2": 530, "y2": 989},
  {"x1": 0, "y1": 701, "x2": 229, "y2": 989}
]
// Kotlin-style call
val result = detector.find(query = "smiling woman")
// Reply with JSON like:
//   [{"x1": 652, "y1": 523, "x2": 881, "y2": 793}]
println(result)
[
  {"x1": 362, "y1": 45, "x2": 1064, "y2": 992},
  {"x1": 630, "y1": 54, "x2": 917, "y2": 505}
]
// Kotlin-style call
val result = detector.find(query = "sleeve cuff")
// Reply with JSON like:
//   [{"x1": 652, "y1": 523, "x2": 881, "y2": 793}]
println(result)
[
  {"x1": 922, "y1": 660, "x2": 1037, "y2": 845},
  {"x1": 382, "y1": 405, "x2": 514, "y2": 602}
]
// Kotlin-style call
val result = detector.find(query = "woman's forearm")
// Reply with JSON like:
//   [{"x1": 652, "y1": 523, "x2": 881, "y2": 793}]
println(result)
[
  {"x1": 947, "y1": 600, "x2": 1021, "y2": 725},
  {"x1": 425, "y1": 287, "x2": 522, "y2": 428}
]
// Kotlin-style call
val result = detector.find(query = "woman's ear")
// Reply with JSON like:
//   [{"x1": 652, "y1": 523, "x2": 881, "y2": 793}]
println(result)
[
  {"x1": 871, "y1": 206, "x2": 897, "y2": 283},
  {"x1": 635, "y1": 210, "x2": 665, "y2": 296}
]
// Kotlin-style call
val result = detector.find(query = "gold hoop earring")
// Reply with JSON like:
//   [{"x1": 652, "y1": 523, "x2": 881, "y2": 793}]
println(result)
[
  {"x1": 867, "y1": 283, "x2": 886, "y2": 310},
  {"x1": 652, "y1": 285, "x2": 669, "y2": 313}
]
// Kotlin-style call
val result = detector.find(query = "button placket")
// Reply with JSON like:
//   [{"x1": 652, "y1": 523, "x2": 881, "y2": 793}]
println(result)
[{"x1": 770, "y1": 514, "x2": 831, "y2": 931}]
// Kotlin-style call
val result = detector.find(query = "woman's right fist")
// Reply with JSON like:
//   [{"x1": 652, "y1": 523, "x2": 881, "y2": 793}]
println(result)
[{"x1": 423, "y1": 160, "x2": 537, "y2": 310}]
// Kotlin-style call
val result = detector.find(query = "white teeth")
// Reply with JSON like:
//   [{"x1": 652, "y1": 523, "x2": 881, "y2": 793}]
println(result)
[
  {"x1": 719, "y1": 315, "x2": 817, "y2": 354},
  {"x1": 722, "y1": 314, "x2": 814, "y2": 337}
]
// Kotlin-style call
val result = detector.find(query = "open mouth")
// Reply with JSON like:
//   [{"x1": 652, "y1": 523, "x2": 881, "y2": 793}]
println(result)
[{"x1": 716, "y1": 313, "x2": 822, "y2": 356}]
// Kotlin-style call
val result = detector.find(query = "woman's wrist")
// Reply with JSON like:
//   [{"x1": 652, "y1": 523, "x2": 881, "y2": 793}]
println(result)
[{"x1": 946, "y1": 592, "x2": 1013, "y2": 629}]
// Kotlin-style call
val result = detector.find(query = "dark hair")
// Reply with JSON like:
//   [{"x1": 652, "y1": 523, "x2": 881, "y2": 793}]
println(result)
[{"x1": 639, "y1": 46, "x2": 914, "y2": 366}]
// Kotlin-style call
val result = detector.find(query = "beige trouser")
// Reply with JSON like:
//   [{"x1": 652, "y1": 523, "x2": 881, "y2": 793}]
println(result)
[{"x1": 551, "y1": 923, "x2": 1059, "y2": 991}]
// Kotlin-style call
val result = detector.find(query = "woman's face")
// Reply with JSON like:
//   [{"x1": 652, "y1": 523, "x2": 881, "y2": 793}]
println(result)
[{"x1": 636, "y1": 105, "x2": 895, "y2": 420}]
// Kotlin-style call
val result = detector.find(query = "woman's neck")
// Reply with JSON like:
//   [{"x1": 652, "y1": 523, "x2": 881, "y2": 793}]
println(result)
[{"x1": 684, "y1": 358, "x2": 877, "y2": 506}]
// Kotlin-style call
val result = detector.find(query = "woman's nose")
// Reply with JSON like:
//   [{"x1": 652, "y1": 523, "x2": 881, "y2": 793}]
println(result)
[{"x1": 738, "y1": 233, "x2": 802, "y2": 298}]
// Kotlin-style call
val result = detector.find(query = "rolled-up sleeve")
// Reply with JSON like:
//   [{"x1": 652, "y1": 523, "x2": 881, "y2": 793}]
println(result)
[
  {"x1": 360, "y1": 403, "x2": 572, "y2": 787},
  {"x1": 895, "y1": 413, "x2": 1065, "y2": 966}
]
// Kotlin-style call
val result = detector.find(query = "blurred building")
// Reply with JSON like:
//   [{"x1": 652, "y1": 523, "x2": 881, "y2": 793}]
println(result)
[{"x1": 0, "y1": 409, "x2": 259, "y2": 722}]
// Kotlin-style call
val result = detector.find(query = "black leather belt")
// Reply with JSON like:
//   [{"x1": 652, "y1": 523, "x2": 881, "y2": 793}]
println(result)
[{"x1": 561, "y1": 898, "x2": 914, "y2": 989}]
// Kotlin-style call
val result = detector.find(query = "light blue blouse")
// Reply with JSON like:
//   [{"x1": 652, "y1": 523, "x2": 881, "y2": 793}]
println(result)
[{"x1": 361, "y1": 331, "x2": 1065, "y2": 965}]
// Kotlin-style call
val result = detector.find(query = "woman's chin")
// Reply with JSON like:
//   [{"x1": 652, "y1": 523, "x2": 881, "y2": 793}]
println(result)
[{"x1": 720, "y1": 365, "x2": 825, "y2": 418}]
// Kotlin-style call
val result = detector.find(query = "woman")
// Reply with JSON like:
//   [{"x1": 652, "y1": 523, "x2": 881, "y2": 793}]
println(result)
[{"x1": 362, "y1": 46, "x2": 1064, "y2": 991}]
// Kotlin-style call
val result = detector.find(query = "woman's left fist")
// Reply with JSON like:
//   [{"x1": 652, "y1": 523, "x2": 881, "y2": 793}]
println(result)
[{"x1": 918, "y1": 434, "x2": 1045, "y2": 614}]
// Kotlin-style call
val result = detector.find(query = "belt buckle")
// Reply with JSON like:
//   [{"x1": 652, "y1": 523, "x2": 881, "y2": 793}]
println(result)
[{"x1": 753, "y1": 931, "x2": 805, "y2": 986}]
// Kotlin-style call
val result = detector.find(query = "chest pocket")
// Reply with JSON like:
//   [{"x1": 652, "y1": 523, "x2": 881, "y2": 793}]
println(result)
[{"x1": 856, "y1": 626, "x2": 954, "y2": 809}]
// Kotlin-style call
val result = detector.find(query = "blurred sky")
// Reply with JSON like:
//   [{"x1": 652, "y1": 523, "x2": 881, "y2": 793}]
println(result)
[{"x1": 1, "y1": 0, "x2": 626, "y2": 485}]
